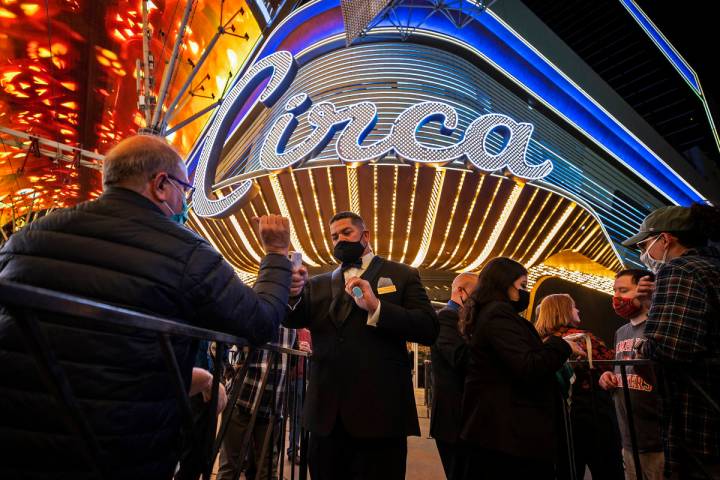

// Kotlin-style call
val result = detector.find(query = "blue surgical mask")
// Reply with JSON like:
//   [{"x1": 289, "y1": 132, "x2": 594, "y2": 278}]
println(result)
[
  {"x1": 164, "y1": 197, "x2": 189, "y2": 225},
  {"x1": 163, "y1": 179, "x2": 190, "y2": 225}
]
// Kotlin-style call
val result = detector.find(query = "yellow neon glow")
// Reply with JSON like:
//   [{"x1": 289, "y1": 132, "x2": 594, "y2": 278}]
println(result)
[
  {"x1": 20, "y1": 3, "x2": 40, "y2": 16},
  {"x1": 307, "y1": 169, "x2": 334, "y2": 262},
  {"x1": 239, "y1": 207, "x2": 261, "y2": 245},
  {"x1": 325, "y1": 167, "x2": 337, "y2": 215},
  {"x1": 388, "y1": 165, "x2": 399, "y2": 260},
  {"x1": 593, "y1": 243, "x2": 612, "y2": 263},
  {"x1": 525, "y1": 204, "x2": 576, "y2": 268},
  {"x1": 411, "y1": 168, "x2": 446, "y2": 268},
  {"x1": 229, "y1": 214, "x2": 262, "y2": 262},
  {"x1": 499, "y1": 188, "x2": 538, "y2": 258},
  {"x1": 507, "y1": 192, "x2": 552, "y2": 260},
  {"x1": 188, "y1": 211, "x2": 220, "y2": 251},
  {"x1": 429, "y1": 170, "x2": 465, "y2": 269},
  {"x1": 373, "y1": 164, "x2": 378, "y2": 249},
  {"x1": 519, "y1": 200, "x2": 563, "y2": 265},
  {"x1": 573, "y1": 224, "x2": 600, "y2": 253},
  {"x1": 460, "y1": 183, "x2": 523, "y2": 273},
  {"x1": 347, "y1": 166, "x2": 360, "y2": 214},
  {"x1": 212, "y1": 190, "x2": 259, "y2": 266},
  {"x1": 269, "y1": 174, "x2": 320, "y2": 267},
  {"x1": 400, "y1": 164, "x2": 420, "y2": 263},
  {"x1": 437, "y1": 174, "x2": 485, "y2": 270},
  {"x1": 528, "y1": 265, "x2": 614, "y2": 295},
  {"x1": 0, "y1": 8, "x2": 17, "y2": 19},
  {"x1": 289, "y1": 170, "x2": 324, "y2": 263}
]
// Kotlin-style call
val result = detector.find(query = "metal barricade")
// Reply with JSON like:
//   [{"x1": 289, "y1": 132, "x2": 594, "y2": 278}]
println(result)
[{"x1": 0, "y1": 279, "x2": 310, "y2": 480}]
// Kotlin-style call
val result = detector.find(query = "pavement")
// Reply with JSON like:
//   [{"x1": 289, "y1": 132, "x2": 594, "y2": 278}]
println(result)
[
  {"x1": 280, "y1": 388, "x2": 446, "y2": 480},
  {"x1": 214, "y1": 389, "x2": 447, "y2": 479}
]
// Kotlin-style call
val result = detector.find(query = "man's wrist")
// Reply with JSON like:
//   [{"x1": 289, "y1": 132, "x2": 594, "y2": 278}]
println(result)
[
  {"x1": 366, "y1": 301, "x2": 381, "y2": 326},
  {"x1": 368, "y1": 299, "x2": 380, "y2": 315}
]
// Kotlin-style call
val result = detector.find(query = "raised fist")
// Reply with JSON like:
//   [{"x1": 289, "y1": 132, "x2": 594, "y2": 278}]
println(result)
[{"x1": 252, "y1": 214, "x2": 290, "y2": 256}]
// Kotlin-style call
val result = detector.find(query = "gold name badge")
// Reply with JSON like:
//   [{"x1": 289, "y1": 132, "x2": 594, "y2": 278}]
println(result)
[{"x1": 377, "y1": 285, "x2": 397, "y2": 295}]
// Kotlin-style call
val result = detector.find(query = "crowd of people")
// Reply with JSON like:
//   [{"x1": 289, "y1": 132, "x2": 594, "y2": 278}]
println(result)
[
  {"x1": 430, "y1": 205, "x2": 720, "y2": 480},
  {"x1": 0, "y1": 134, "x2": 718, "y2": 480}
]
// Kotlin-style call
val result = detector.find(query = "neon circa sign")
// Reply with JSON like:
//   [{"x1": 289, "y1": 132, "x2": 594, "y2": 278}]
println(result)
[{"x1": 192, "y1": 51, "x2": 553, "y2": 218}]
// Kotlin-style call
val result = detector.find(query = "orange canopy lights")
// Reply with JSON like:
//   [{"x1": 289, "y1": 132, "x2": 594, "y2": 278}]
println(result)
[{"x1": 2, "y1": 0, "x2": 262, "y2": 227}]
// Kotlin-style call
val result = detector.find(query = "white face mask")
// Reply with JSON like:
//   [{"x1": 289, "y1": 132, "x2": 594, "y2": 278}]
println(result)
[{"x1": 639, "y1": 235, "x2": 668, "y2": 274}]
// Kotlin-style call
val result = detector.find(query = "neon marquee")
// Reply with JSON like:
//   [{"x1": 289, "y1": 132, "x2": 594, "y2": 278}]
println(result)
[{"x1": 192, "y1": 50, "x2": 552, "y2": 219}]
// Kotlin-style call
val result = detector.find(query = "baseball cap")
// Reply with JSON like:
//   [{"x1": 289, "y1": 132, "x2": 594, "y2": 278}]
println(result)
[{"x1": 622, "y1": 206, "x2": 693, "y2": 247}]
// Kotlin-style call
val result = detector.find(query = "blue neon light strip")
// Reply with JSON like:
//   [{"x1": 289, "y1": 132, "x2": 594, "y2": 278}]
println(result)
[
  {"x1": 187, "y1": 0, "x2": 704, "y2": 206},
  {"x1": 393, "y1": 6, "x2": 701, "y2": 205},
  {"x1": 619, "y1": 0, "x2": 700, "y2": 94}
]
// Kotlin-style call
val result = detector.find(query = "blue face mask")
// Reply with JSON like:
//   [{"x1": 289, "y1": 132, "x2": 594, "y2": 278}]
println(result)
[
  {"x1": 163, "y1": 179, "x2": 190, "y2": 225},
  {"x1": 165, "y1": 197, "x2": 190, "y2": 225}
]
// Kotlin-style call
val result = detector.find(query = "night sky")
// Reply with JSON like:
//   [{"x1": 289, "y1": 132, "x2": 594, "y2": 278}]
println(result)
[{"x1": 636, "y1": 0, "x2": 719, "y2": 155}]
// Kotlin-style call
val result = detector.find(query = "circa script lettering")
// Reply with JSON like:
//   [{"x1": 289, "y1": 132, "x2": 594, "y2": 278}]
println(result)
[{"x1": 192, "y1": 50, "x2": 553, "y2": 218}]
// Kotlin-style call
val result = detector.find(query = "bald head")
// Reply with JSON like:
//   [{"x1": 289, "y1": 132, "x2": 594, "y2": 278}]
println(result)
[
  {"x1": 102, "y1": 135, "x2": 184, "y2": 190},
  {"x1": 451, "y1": 272, "x2": 478, "y2": 306}
]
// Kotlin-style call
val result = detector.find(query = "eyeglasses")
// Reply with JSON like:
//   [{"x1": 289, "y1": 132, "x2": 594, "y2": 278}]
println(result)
[
  {"x1": 636, "y1": 235, "x2": 659, "y2": 253},
  {"x1": 166, "y1": 174, "x2": 195, "y2": 198}
]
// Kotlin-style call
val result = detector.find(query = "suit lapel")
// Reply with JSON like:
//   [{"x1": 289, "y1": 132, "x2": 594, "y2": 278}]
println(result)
[
  {"x1": 360, "y1": 255, "x2": 384, "y2": 287},
  {"x1": 329, "y1": 256, "x2": 386, "y2": 328},
  {"x1": 329, "y1": 267, "x2": 351, "y2": 328}
]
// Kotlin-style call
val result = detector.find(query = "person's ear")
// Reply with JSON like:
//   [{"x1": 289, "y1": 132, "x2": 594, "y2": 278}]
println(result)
[
  {"x1": 151, "y1": 173, "x2": 171, "y2": 202},
  {"x1": 459, "y1": 288, "x2": 467, "y2": 304}
]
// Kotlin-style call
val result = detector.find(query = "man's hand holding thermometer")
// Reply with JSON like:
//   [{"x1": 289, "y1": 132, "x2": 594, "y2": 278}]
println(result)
[{"x1": 344, "y1": 277, "x2": 379, "y2": 314}]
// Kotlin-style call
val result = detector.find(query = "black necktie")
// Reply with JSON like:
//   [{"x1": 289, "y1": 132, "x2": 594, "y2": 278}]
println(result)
[{"x1": 341, "y1": 260, "x2": 363, "y2": 271}]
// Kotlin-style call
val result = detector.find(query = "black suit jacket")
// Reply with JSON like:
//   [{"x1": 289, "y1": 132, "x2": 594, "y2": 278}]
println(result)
[
  {"x1": 284, "y1": 256, "x2": 438, "y2": 438},
  {"x1": 460, "y1": 301, "x2": 571, "y2": 460},
  {"x1": 429, "y1": 307, "x2": 468, "y2": 443}
]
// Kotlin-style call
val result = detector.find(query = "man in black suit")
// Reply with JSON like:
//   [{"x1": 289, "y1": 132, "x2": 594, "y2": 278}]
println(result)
[
  {"x1": 430, "y1": 273, "x2": 477, "y2": 479},
  {"x1": 285, "y1": 211, "x2": 438, "y2": 480}
]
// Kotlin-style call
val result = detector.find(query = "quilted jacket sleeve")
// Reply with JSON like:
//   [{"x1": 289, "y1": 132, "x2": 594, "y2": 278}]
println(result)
[{"x1": 183, "y1": 242, "x2": 292, "y2": 345}]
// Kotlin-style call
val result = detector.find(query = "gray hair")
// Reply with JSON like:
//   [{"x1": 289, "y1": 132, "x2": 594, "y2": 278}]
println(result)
[{"x1": 102, "y1": 135, "x2": 183, "y2": 188}]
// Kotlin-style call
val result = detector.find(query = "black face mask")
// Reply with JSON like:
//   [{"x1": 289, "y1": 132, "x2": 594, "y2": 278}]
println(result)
[
  {"x1": 333, "y1": 240, "x2": 366, "y2": 264},
  {"x1": 510, "y1": 289, "x2": 530, "y2": 313}
]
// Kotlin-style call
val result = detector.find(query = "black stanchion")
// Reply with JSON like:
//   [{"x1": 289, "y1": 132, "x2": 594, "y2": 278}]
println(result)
[
  {"x1": 619, "y1": 363, "x2": 644, "y2": 480},
  {"x1": 299, "y1": 355, "x2": 310, "y2": 480},
  {"x1": 230, "y1": 350, "x2": 276, "y2": 480},
  {"x1": 212, "y1": 349, "x2": 255, "y2": 460},
  {"x1": 204, "y1": 340, "x2": 225, "y2": 480},
  {"x1": 424, "y1": 359, "x2": 432, "y2": 420},
  {"x1": 158, "y1": 332, "x2": 195, "y2": 434}
]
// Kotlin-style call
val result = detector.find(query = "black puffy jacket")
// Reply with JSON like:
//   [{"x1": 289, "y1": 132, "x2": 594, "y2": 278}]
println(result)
[{"x1": 0, "y1": 187, "x2": 291, "y2": 479}]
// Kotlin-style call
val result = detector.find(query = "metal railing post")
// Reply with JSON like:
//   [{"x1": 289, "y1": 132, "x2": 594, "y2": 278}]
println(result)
[
  {"x1": 299, "y1": 355, "x2": 310, "y2": 480},
  {"x1": 619, "y1": 363, "x2": 644, "y2": 480}
]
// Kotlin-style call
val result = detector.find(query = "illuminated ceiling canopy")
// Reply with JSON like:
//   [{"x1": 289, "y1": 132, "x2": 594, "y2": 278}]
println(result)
[{"x1": 189, "y1": 164, "x2": 622, "y2": 275}]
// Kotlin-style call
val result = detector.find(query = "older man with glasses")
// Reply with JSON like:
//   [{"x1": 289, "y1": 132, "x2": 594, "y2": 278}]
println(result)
[{"x1": 0, "y1": 134, "x2": 294, "y2": 479}]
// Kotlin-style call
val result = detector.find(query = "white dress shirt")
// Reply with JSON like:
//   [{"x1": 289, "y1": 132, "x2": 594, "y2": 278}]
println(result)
[
  {"x1": 342, "y1": 251, "x2": 381, "y2": 326},
  {"x1": 289, "y1": 250, "x2": 381, "y2": 326}
]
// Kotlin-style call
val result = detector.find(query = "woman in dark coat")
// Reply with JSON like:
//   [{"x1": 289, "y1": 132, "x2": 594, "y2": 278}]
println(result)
[{"x1": 454, "y1": 257, "x2": 583, "y2": 479}]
